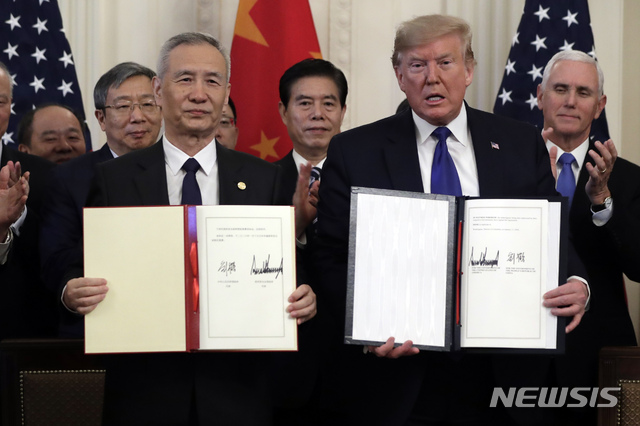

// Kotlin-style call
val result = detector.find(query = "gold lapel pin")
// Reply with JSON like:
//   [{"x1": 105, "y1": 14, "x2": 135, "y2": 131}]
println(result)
[{"x1": 237, "y1": 182, "x2": 247, "y2": 190}]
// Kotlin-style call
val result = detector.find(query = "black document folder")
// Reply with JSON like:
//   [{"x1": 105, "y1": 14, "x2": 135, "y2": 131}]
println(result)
[{"x1": 344, "y1": 187, "x2": 567, "y2": 354}]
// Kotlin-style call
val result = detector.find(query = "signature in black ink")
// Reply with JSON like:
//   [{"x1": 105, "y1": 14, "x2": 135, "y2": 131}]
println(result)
[
  {"x1": 507, "y1": 252, "x2": 526, "y2": 264},
  {"x1": 218, "y1": 261, "x2": 237, "y2": 276},
  {"x1": 250, "y1": 254, "x2": 284, "y2": 279},
  {"x1": 469, "y1": 247, "x2": 499, "y2": 267}
]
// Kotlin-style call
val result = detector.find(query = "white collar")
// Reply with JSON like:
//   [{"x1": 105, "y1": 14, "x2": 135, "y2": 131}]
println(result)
[
  {"x1": 413, "y1": 106, "x2": 469, "y2": 146},
  {"x1": 546, "y1": 138, "x2": 589, "y2": 170},
  {"x1": 291, "y1": 149, "x2": 326, "y2": 173},
  {"x1": 163, "y1": 136, "x2": 217, "y2": 177}
]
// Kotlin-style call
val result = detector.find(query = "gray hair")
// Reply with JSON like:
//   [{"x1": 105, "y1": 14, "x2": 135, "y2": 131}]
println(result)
[
  {"x1": 94, "y1": 62, "x2": 156, "y2": 110},
  {"x1": 0, "y1": 61, "x2": 12, "y2": 97},
  {"x1": 541, "y1": 50, "x2": 604, "y2": 97},
  {"x1": 156, "y1": 32, "x2": 230, "y2": 82}
]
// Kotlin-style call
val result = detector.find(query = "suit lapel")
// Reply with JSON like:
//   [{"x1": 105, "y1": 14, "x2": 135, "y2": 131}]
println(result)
[
  {"x1": 1, "y1": 146, "x2": 17, "y2": 167},
  {"x1": 133, "y1": 141, "x2": 170, "y2": 205},
  {"x1": 275, "y1": 151, "x2": 298, "y2": 203},
  {"x1": 95, "y1": 143, "x2": 115, "y2": 163},
  {"x1": 217, "y1": 143, "x2": 245, "y2": 205},
  {"x1": 382, "y1": 110, "x2": 424, "y2": 192},
  {"x1": 466, "y1": 104, "x2": 504, "y2": 197},
  {"x1": 570, "y1": 143, "x2": 594, "y2": 219}
]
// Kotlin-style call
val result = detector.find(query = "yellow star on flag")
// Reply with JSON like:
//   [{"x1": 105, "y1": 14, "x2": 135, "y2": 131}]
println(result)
[
  {"x1": 251, "y1": 131, "x2": 280, "y2": 160},
  {"x1": 234, "y1": 0, "x2": 268, "y2": 47}
]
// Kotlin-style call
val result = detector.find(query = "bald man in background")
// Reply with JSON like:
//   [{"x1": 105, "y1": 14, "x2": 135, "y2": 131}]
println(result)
[{"x1": 17, "y1": 103, "x2": 86, "y2": 164}]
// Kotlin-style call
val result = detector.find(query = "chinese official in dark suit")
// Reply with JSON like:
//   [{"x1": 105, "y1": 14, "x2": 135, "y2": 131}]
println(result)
[
  {"x1": 537, "y1": 50, "x2": 640, "y2": 426},
  {"x1": 275, "y1": 58, "x2": 347, "y2": 207},
  {"x1": 271, "y1": 58, "x2": 347, "y2": 425},
  {"x1": 62, "y1": 33, "x2": 316, "y2": 426},
  {"x1": 39, "y1": 62, "x2": 162, "y2": 338},
  {"x1": 0, "y1": 61, "x2": 57, "y2": 340},
  {"x1": 313, "y1": 15, "x2": 589, "y2": 425}
]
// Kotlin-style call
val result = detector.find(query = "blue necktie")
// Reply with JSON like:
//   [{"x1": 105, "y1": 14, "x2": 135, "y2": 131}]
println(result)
[
  {"x1": 181, "y1": 158, "x2": 202, "y2": 205},
  {"x1": 309, "y1": 166, "x2": 321, "y2": 189},
  {"x1": 430, "y1": 127, "x2": 462, "y2": 196},
  {"x1": 556, "y1": 153, "x2": 576, "y2": 206}
]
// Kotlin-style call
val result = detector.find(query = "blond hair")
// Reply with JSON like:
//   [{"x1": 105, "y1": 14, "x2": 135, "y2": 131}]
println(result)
[{"x1": 391, "y1": 14, "x2": 476, "y2": 68}]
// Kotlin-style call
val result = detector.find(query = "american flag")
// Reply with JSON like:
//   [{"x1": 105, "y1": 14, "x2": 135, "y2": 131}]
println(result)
[
  {"x1": 493, "y1": 0, "x2": 609, "y2": 143},
  {"x1": 0, "y1": 0, "x2": 90, "y2": 149}
]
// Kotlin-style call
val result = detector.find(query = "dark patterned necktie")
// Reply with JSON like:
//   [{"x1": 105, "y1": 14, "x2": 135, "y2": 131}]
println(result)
[
  {"x1": 181, "y1": 158, "x2": 202, "y2": 205},
  {"x1": 309, "y1": 166, "x2": 321, "y2": 189},
  {"x1": 430, "y1": 127, "x2": 462, "y2": 196}
]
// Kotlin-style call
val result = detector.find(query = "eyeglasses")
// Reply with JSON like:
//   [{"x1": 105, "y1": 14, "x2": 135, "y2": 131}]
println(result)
[
  {"x1": 218, "y1": 117, "x2": 235, "y2": 128},
  {"x1": 104, "y1": 101, "x2": 159, "y2": 116}
]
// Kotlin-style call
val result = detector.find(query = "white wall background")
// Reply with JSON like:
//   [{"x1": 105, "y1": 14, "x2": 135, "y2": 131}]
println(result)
[{"x1": 57, "y1": 0, "x2": 640, "y2": 341}]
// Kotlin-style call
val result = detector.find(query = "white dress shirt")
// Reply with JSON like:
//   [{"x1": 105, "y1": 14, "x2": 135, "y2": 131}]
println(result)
[
  {"x1": 291, "y1": 149, "x2": 326, "y2": 173},
  {"x1": 163, "y1": 136, "x2": 219, "y2": 206},
  {"x1": 413, "y1": 107, "x2": 480, "y2": 196}
]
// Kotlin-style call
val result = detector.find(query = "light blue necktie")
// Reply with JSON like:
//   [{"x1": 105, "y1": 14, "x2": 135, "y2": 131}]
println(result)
[
  {"x1": 430, "y1": 127, "x2": 462, "y2": 196},
  {"x1": 556, "y1": 153, "x2": 576, "y2": 206}
]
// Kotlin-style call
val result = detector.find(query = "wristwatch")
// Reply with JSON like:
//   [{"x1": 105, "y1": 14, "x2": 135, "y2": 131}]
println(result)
[{"x1": 591, "y1": 196, "x2": 612, "y2": 213}]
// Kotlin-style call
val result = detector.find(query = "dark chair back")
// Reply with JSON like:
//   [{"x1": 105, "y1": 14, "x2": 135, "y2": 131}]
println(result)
[
  {"x1": 599, "y1": 346, "x2": 640, "y2": 426},
  {"x1": 0, "y1": 339, "x2": 105, "y2": 426}
]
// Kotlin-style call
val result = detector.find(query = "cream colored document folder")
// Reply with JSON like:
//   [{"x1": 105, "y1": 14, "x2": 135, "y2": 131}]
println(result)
[{"x1": 83, "y1": 205, "x2": 297, "y2": 354}]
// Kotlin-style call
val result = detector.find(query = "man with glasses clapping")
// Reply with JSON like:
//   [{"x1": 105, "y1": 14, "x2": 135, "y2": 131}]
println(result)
[{"x1": 39, "y1": 61, "x2": 162, "y2": 337}]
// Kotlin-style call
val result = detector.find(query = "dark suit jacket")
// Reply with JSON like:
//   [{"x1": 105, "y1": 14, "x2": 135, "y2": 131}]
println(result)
[
  {"x1": 39, "y1": 143, "x2": 115, "y2": 337},
  {"x1": 274, "y1": 151, "x2": 298, "y2": 205},
  {"x1": 555, "y1": 146, "x2": 640, "y2": 386},
  {"x1": 0, "y1": 147, "x2": 57, "y2": 339},
  {"x1": 317, "y1": 105, "x2": 560, "y2": 325},
  {"x1": 270, "y1": 150, "x2": 322, "y2": 421},
  {"x1": 313, "y1": 105, "x2": 575, "y2": 425},
  {"x1": 274, "y1": 151, "x2": 314, "y2": 281},
  {"x1": 87, "y1": 140, "x2": 281, "y2": 426},
  {"x1": 91, "y1": 139, "x2": 282, "y2": 206}
]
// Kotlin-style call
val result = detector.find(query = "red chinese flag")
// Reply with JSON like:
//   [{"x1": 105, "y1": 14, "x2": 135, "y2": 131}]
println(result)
[{"x1": 230, "y1": 0, "x2": 322, "y2": 161}]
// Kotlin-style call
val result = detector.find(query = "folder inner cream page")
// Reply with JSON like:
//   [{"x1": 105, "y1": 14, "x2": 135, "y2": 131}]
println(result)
[{"x1": 84, "y1": 206, "x2": 187, "y2": 353}]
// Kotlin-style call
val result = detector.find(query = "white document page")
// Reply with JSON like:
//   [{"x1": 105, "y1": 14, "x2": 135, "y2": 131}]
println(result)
[
  {"x1": 460, "y1": 199, "x2": 557, "y2": 349},
  {"x1": 545, "y1": 202, "x2": 561, "y2": 348},
  {"x1": 351, "y1": 193, "x2": 451, "y2": 348},
  {"x1": 196, "y1": 206, "x2": 297, "y2": 351},
  {"x1": 84, "y1": 206, "x2": 187, "y2": 353}
]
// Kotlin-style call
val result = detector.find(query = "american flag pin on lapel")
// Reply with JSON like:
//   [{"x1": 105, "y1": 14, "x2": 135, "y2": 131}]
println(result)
[
  {"x1": 491, "y1": 141, "x2": 500, "y2": 150},
  {"x1": 237, "y1": 182, "x2": 246, "y2": 190}
]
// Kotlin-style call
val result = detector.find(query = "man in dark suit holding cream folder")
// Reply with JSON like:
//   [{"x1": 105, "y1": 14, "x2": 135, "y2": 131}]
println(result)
[{"x1": 65, "y1": 33, "x2": 316, "y2": 426}]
